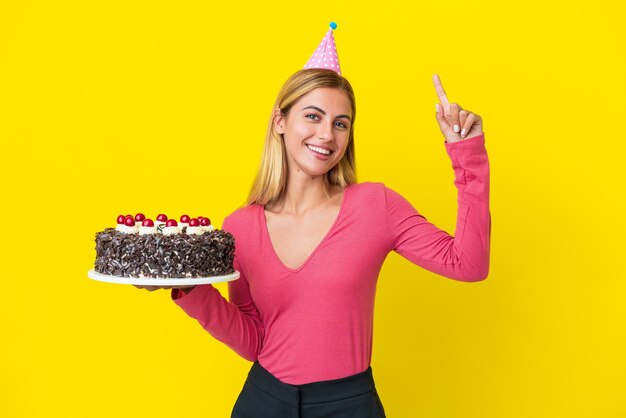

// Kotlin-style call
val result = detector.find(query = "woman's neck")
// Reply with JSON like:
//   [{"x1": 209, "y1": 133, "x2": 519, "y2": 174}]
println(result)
[{"x1": 267, "y1": 178, "x2": 342, "y2": 215}]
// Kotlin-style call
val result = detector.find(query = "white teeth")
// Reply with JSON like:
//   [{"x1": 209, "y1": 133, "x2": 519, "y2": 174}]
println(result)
[{"x1": 306, "y1": 144, "x2": 331, "y2": 155}]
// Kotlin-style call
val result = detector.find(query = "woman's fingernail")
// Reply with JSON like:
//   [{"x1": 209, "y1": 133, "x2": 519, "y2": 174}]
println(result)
[
  {"x1": 461, "y1": 128, "x2": 466, "y2": 137},
  {"x1": 436, "y1": 103, "x2": 440, "y2": 113},
  {"x1": 453, "y1": 124, "x2": 460, "y2": 132}
]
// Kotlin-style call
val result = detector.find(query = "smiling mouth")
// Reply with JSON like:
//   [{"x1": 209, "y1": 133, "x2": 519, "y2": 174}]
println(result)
[{"x1": 305, "y1": 144, "x2": 334, "y2": 156}]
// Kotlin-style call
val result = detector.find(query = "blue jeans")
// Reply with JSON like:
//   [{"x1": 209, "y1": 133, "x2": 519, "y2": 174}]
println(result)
[{"x1": 231, "y1": 361, "x2": 386, "y2": 418}]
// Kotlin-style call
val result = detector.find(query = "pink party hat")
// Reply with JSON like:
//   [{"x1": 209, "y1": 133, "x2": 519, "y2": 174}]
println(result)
[{"x1": 304, "y1": 22, "x2": 342, "y2": 75}]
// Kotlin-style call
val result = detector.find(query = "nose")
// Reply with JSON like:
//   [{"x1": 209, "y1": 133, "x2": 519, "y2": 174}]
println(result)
[{"x1": 317, "y1": 120, "x2": 335, "y2": 141}]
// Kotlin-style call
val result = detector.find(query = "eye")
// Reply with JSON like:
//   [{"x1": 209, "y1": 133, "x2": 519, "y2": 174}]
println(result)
[{"x1": 306, "y1": 114, "x2": 348, "y2": 129}]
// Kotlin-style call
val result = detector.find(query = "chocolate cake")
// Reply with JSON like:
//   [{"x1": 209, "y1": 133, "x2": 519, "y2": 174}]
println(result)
[{"x1": 94, "y1": 213, "x2": 235, "y2": 279}]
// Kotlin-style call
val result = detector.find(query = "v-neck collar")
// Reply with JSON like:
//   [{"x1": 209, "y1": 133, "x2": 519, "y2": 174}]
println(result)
[{"x1": 259, "y1": 184, "x2": 352, "y2": 273}]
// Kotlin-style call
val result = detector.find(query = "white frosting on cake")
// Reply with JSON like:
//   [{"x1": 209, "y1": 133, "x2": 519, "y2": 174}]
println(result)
[
  {"x1": 162, "y1": 226, "x2": 181, "y2": 235},
  {"x1": 113, "y1": 218, "x2": 214, "y2": 236},
  {"x1": 139, "y1": 226, "x2": 157, "y2": 235},
  {"x1": 116, "y1": 224, "x2": 139, "y2": 234},
  {"x1": 186, "y1": 226, "x2": 203, "y2": 235}
]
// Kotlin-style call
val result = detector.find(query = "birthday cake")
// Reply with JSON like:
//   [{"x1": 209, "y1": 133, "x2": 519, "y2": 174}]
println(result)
[{"x1": 94, "y1": 213, "x2": 235, "y2": 279}]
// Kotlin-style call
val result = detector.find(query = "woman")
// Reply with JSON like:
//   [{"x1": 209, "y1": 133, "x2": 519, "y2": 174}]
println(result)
[{"x1": 136, "y1": 66, "x2": 491, "y2": 417}]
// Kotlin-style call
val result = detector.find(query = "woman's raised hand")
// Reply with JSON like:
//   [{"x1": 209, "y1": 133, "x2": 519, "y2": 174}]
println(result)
[{"x1": 433, "y1": 74, "x2": 483, "y2": 143}]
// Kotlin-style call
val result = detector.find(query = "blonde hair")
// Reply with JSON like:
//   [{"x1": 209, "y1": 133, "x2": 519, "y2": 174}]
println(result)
[{"x1": 244, "y1": 68, "x2": 358, "y2": 208}]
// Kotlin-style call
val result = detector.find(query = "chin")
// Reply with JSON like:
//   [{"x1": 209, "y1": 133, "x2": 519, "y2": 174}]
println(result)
[
  {"x1": 295, "y1": 161, "x2": 337, "y2": 177},
  {"x1": 303, "y1": 167, "x2": 334, "y2": 177}
]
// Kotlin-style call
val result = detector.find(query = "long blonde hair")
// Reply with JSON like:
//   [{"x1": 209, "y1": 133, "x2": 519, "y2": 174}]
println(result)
[{"x1": 244, "y1": 68, "x2": 358, "y2": 208}]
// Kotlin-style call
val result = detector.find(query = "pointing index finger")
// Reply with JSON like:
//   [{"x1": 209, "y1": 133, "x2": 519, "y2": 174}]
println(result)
[{"x1": 432, "y1": 74, "x2": 449, "y2": 107}]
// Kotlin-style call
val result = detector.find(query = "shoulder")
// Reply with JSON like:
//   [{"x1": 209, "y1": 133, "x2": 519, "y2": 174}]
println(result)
[
  {"x1": 346, "y1": 182, "x2": 389, "y2": 214},
  {"x1": 221, "y1": 204, "x2": 259, "y2": 233},
  {"x1": 348, "y1": 181, "x2": 412, "y2": 211},
  {"x1": 347, "y1": 181, "x2": 399, "y2": 201},
  {"x1": 347, "y1": 181, "x2": 384, "y2": 196}
]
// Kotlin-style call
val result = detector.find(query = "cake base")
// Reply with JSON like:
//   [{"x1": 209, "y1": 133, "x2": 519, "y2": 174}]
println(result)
[{"x1": 87, "y1": 269, "x2": 240, "y2": 286}]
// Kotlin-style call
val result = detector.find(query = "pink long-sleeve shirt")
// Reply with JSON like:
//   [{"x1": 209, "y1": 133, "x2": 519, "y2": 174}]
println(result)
[{"x1": 171, "y1": 133, "x2": 490, "y2": 385}]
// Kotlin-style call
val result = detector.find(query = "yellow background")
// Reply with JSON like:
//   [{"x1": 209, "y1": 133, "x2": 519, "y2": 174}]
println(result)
[{"x1": 1, "y1": 0, "x2": 624, "y2": 417}]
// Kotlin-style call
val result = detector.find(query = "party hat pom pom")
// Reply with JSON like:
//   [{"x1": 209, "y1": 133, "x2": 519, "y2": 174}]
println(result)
[{"x1": 330, "y1": 22, "x2": 337, "y2": 30}]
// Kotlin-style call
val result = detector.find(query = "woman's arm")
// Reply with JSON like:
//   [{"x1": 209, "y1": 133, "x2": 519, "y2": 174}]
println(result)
[
  {"x1": 171, "y1": 217, "x2": 264, "y2": 361},
  {"x1": 385, "y1": 133, "x2": 490, "y2": 281}
]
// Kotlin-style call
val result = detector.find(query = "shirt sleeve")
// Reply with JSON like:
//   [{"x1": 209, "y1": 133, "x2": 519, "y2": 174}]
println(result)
[
  {"x1": 385, "y1": 133, "x2": 491, "y2": 281},
  {"x1": 170, "y1": 216, "x2": 264, "y2": 361}
]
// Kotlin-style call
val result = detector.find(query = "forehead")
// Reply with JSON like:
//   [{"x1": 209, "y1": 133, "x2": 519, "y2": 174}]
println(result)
[{"x1": 298, "y1": 88, "x2": 352, "y2": 114}]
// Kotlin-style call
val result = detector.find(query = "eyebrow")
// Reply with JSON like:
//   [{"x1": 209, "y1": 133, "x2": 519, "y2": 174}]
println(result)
[{"x1": 300, "y1": 105, "x2": 352, "y2": 121}]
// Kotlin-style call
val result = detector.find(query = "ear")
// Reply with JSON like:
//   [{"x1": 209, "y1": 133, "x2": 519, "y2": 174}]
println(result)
[{"x1": 273, "y1": 107, "x2": 285, "y2": 134}]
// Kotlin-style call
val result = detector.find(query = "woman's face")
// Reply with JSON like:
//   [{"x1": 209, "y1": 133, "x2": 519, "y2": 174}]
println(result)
[{"x1": 275, "y1": 87, "x2": 352, "y2": 177}]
